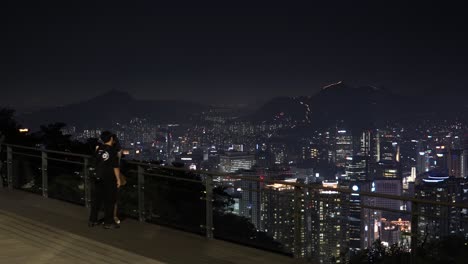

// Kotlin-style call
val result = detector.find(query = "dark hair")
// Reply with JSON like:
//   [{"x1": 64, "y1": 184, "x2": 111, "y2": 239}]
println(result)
[
  {"x1": 100, "y1": 131, "x2": 114, "y2": 143},
  {"x1": 112, "y1": 134, "x2": 122, "y2": 151}
]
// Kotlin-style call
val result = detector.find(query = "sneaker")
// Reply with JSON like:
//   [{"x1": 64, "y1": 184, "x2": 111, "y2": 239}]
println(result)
[
  {"x1": 114, "y1": 217, "x2": 121, "y2": 225},
  {"x1": 103, "y1": 223, "x2": 120, "y2": 229},
  {"x1": 88, "y1": 221, "x2": 101, "y2": 227}
]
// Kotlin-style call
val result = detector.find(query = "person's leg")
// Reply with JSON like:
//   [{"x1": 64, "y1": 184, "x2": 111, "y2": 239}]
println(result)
[
  {"x1": 89, "y1": 180, "x2": 103, "y2": 225},
  {"x1": 103, "y1": 180, "x2": 118, "y2": 228},
  {"x1": 114, "y1": 189, "x2": 120, "y2": 224},
  {"x1": 114, "y1": 204, "x2": 120, "y2": 223}
]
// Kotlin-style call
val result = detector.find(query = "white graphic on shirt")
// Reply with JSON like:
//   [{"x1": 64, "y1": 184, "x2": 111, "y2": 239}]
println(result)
[{"x1": 102, "y1": 152, "x2": 110, "y2": 161}]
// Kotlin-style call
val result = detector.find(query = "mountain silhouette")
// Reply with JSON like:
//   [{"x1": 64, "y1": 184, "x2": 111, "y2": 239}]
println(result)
[
  {"x1": 18, "y1": 90, "x2": 207, "y2": 129},
  {"x1": 249, "y1": 82, "x2": 467, "y2": 129},
  {"x1": 17, "y1": 84, "x2": 468, "y2": 131}
]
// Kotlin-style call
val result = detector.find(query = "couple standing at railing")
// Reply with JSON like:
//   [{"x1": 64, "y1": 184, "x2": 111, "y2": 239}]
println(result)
[{"x1": 88, "y1": 131, "x2": 126, "y2": 229}]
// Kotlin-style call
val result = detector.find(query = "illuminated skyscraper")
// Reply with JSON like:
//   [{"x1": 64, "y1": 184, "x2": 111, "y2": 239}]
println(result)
[
  {"x1": 270, "y1": 142, "x2": 288, "y2": 165},
  {"x1": 462, "y1": 150, "x2": 468, "y2": 178},
  {"x1": 374, "y1": 130, "x2": 397, "y2": 163},
  {"x1": 314, "y1": 181, "x2": 349, "y2": 263},
  {"x1": 373, "y1": 179, "x2": 403, "y2": 220},
  {"x1": 345, "y1": 156, "x2": 369, "y2": 181},
  {"x1": 262, "y1": 181, "x2": 309, "y2": 258},
  {"x1": 358, "y1": 131, "x2": 373, "y2": 157},
  {"x1": 460, "y1": 135, "x2": 468, "y2": 178},
  {"x1": 165, "y1": 128, "x2": 173, "y2": 162},
  {"x1": 219, "y1": 152, "x2": 256, "y2": 173},
  {"x1": 347, "y1": 182, "x2": 374, "y2": 253},
  {"x1": 415, "y1": 175, "x2": 468, "y2": 242},
  {"x1": 335, "y1": 129, "x2": 353, "y2": 168}
]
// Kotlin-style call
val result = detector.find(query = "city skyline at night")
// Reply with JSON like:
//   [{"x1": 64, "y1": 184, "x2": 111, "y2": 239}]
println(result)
[{"x1": 2, "y1": 2, "x2": 468, "y2": 264}]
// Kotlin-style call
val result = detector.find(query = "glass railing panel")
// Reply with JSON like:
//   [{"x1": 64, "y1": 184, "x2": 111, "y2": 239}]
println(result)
[
  {"x1": 143, "y1": 166, "x2": 205, "y2": 235},
  {"x1": 0, "y1": 158, "x2": 5, "y2": 187},
  {"x1": 12, "y1": 151, "x2": 43, "y2": 194},
  {"x1": 47, "y1": 157, "x2": 85, "y2": 205},
  {"x1": 117, "y1": 160, "x2": 139, "y2": 219},
  {"x1": 212, "y1": 175, "x2": 291, "y2": 255}
]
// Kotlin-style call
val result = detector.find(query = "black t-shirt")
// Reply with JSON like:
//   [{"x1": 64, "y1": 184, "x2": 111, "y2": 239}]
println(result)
[{"x1": 95, "y1": 144, "x2": 119, "y2": 181}]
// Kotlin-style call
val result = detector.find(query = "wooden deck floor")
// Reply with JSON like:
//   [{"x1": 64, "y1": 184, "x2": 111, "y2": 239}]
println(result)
[
  {"x1": 0, "y1": 189, "x2": 299, "y2": 264},
  {"x1": 0, "y1": 210, "x2": 164, "y2": 264}
]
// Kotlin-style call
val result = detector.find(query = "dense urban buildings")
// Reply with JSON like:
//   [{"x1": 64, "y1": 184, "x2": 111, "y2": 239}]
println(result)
[{"x1": 53, "y1": 109, "x2": 468, "y2": 263}]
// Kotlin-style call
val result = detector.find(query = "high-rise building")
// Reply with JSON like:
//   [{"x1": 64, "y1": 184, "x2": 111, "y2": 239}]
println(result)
[
  {"x1": 374, "y1": 130, "x2": 397, "y2": 163},
  {"x1": 380, "y1": 219, "x2": 403, "y2": 247},
  {"x1": 460, "y1": 135, "x2": 468, "y2": 178},
  {"x1": 335, "y1": 129, "x2": 353, "y2": 168},
  {"x1": 358, "y1": 131, "x2": 372, "y2": 157},
  {"x1": 314, "y1": 181, "x2": 349, "y2": 263},
  {"x1": 262, "y1": 180, "x2": 350, "y2": 262},
  {"x1": 462, "y1": 150, "x2": 468, "y2": 178},
  {"x1": 165, "y1": 128, "x2": 173, "y2": 162},
  {"x1": 238, "y1": 172, "x2": 263, "y2": 230},
  {"x1": 270, "y1": 142, "x2": 288, "y2": 165},
  {"x1": 373, "y1": 179, "x2": 403, "y2": 220},
  {"x1": 372, "y1": 158, "x2": 401, "y2": 180},
  {"x1": 347, "y1": 181, "x2": 374, "y2": 253},
  {"x1": 415, "y1": 174, "x2": 468, "y2": 242},
  {"x1": 262, "y1": 181, "x2": 309, "y2": 258},
  {"x1": 219, "y1": 152, "x2": 256, "y2": 173},
  {"x1": 345, "y1": 156, "x2": 369, "y2": 181},
  {"x1": 380, "y1": 141, "x2": 394, "y2": 162},
  {"x1": 361, "y1": 188, "x2": 382, "y2": 250},
  {"x1": 446, "y1": 149, "x2": 463, "y2": 177},
  {"x1": 175, "y1": 148, "x2": 204, "y2": 168},
  {"x1": 417, "y1": 141, "x2": 430, "y2": 175}
]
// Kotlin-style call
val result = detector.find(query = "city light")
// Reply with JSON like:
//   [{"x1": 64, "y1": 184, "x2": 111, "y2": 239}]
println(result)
[{"x1": 4, "y1": 2, "x2": 468, "y2": 263}]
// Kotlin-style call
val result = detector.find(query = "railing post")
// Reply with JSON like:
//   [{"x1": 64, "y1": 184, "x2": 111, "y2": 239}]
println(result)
[
  {"x1": 293, "y1": 186, "x2": 303, "y2": 259},
  {"x1": 411, "y1": 201, "x2": 419, "y2": 263},
  {"x1": 83, "y1": 157, "x2": 91, "y2": 208},
  {"x1": 7, "y1": 146, "x2": 13, "y2": 189},
  {"x1": 41, "y1": 150, "x2": 48, "y2": 198},
  {"x1": 205, "y1": 174, "x2": 214, "y2": 239},
  {"x1": 138, "y1": 165, "x2": 145, "y2": 222}
]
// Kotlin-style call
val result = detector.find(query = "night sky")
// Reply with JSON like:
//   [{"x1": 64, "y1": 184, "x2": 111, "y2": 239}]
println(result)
[{"x1": 2, "y1": 2, "x2": 468, "y2": 110}]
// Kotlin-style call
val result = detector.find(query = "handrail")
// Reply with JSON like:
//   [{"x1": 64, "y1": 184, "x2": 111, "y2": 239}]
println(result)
[
  {"x1": 133, "y1": 166, "x2": 468, "y2": 209},
  {"x1": 2, "y1": 143, "x2": 468, "y2": 210},
  {"x1": 1, "y1": 143, "x2": 92, "y2": 158}
]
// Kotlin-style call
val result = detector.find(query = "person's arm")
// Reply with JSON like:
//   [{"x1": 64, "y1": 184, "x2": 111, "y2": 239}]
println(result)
[
  {"x1": 111, "y1": 150, "x2": 121, "y2": 188},
  {"x1": 114, "y1": 168, "x2": 121, "y2": 188}
]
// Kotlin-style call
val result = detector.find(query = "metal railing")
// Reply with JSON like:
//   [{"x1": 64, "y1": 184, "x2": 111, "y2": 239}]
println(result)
[{"x1": 1, "y1": 143, "x2": 468, "y2": 263}]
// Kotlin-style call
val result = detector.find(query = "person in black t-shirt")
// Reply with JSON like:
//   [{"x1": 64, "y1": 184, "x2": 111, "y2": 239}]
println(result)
[
  {"x1": 111, "y1": 134, "x2": 123, "y2": 225},
  {"x1": 88, "y1": 131, "x2": 121, "y2": 229}
]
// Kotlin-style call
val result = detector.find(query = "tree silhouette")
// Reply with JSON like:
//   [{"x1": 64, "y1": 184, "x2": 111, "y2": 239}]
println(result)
[
  {"x1": 350, "y1": 235, "x2": 468, "y2": 264},
  {"x1": 34, "y1": 122, "x2": 71, "y2": 150},
  {"x1": 0, "y1": 108, "x2": 19, "y2": 136},
  {"x1": 0, "y1": 108, "x2": 30, "y2": 145}
]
